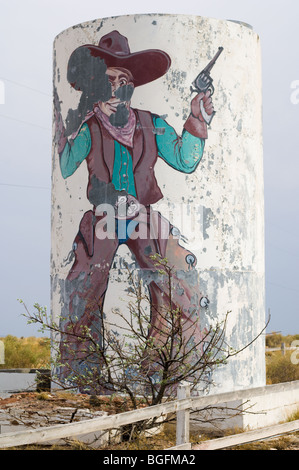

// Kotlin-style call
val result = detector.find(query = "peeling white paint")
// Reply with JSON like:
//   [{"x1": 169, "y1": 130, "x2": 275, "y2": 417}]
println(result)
[{"x1": 52, "y1": 14, "x2": 265, "y2": 394}]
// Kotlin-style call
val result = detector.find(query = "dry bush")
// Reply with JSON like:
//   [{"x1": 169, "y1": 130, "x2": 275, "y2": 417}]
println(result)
[
  {"x1": 266, "y1": 351, "x2": 299, "y2": 384},
  {"x1": 0, "y1": 335, "x2": 50, "y2": 369}
]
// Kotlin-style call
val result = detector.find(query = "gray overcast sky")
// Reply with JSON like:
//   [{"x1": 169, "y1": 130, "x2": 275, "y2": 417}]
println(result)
[{"x1": 0, "y1": 0, "x2": 298, "y2": 336}]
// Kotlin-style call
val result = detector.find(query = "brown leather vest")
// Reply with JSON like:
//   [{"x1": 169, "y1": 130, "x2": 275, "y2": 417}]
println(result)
[{"x1": 85, "y1": 109, "x2": 163, "y2": 206}]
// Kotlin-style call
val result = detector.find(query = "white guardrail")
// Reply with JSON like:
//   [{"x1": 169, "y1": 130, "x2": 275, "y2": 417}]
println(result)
[{"x1": 0, "y1": 382, "x2": 298, "y2": 450}]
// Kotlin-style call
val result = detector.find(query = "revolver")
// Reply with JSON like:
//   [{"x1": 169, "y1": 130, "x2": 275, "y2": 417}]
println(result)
[{"x1": 191, "y1": 46, "x2": 224, "y2": 125}]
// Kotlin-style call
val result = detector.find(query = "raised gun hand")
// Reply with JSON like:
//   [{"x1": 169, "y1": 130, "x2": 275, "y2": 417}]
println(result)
[
  {"x1": 191, "y1": 90, "x2": 214, "y2": 125},
  {"x1": 191, "y1": 46, "x2": 223, "y2": 125}
]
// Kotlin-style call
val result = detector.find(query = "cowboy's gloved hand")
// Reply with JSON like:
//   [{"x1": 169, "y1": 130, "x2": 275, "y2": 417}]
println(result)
[
  {"x1": 191, "y1": 91, "x2": 214, "y2": 121},
  {"x1": 184, "y1": 90, "x2": 214, "y2": 139}
]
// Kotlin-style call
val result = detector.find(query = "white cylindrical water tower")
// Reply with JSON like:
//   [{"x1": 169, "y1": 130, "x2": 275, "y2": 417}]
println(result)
[{"x1": 52, "y1": 14, "x2": 265, "y2": 394}]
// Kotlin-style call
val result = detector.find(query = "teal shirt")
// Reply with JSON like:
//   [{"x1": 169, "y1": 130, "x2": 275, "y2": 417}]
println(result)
[{"x1": 60, "y1": 115, "x2": 205, "y2": 197}]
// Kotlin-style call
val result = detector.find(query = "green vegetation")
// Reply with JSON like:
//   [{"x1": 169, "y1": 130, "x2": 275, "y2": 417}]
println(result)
[
  {"x1": 265, "y1": 333, "x2": 299, "y2": 385},
  {"x1": 287, "y1": 408, "x2": 299, "y2": 422},
  {"x1": 266, "y1": 351, "x2": 299, "y2": 384},
  {"x1": 0, "y1": 335, "x2": 50, "y2": 369},
  {"x1": 266, "y1": 333, "x2": 299, "y2": 348},
  {"x1": 1, "y1": 333, "x2": 298, "y2": 387}
]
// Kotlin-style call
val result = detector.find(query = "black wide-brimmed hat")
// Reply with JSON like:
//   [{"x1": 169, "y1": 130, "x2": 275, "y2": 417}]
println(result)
[{"x1": 67, "y1": 30, "x2": 171, "y2": 88}]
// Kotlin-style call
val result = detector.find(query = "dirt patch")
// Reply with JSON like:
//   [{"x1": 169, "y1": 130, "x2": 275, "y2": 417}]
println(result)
[{"x1": 0, "y1": 391, "x2": 149, "y2": 415}]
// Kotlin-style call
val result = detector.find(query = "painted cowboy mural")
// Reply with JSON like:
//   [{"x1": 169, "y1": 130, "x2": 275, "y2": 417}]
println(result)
[{"x1": 55, "y1": 30, "x2": 214, "y2": 391}]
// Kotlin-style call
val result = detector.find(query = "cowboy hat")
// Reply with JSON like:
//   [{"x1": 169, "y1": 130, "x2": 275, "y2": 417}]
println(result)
[{"x1": 67, "y1": 30, "x2": 171, "y2": 89}]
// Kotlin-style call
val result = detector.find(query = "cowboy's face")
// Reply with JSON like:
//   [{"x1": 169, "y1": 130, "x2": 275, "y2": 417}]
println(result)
[{"x1": 99, "y1": 67, "x2": 134, "y2": 118}]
